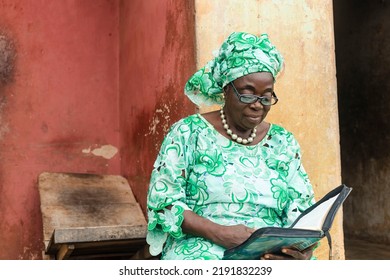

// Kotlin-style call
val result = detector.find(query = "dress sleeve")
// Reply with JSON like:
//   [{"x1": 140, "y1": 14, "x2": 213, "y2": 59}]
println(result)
[
  {"x1": 146, "y1": 121, "x2": 192, "y2": 256},
  {"x1": 281, "y1": 136, "x2": 316, "y2": 227}
]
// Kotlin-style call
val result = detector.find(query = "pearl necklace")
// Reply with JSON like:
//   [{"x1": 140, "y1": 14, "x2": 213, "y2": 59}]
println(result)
[{"x1": 220, "y1": 109, "x2": 257, "y2": 145}]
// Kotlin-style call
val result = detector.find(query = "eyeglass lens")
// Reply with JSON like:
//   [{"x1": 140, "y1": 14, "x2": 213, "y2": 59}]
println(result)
[
  {"x1": 230, "y1": 82, "x2": 277, "y2": 105},
  {"x1": 240, "y1": 95, "x2": 274, "y2": 105}
]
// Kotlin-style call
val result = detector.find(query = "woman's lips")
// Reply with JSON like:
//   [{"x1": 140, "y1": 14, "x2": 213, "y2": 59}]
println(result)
[{"x1": 245, "y1": 115, "x2": 262, "y2": 123}]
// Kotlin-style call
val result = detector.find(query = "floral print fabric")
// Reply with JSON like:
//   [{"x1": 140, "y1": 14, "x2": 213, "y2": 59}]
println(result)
[
  {"x1": 184, "y1": 32, "x2": 284, "y2": 107},
  {"x1": 146, "y1": 114, "x2": 314, "y2": 260}
]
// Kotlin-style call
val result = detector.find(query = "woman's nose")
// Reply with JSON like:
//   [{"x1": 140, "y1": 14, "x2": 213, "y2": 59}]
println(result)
[{"x1": 249, "y1": 100, "x2": 264, "y2": 110}]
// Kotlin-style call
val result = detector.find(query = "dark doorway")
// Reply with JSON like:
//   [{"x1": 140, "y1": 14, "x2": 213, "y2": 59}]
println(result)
[{"x1": 333, "y1": 0, "x2": 390, "y2": 259}]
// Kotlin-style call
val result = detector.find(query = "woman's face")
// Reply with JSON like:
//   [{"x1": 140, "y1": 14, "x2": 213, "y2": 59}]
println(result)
[{"x1": 224, "y1": 72, "x2": 274, "y2": 132}]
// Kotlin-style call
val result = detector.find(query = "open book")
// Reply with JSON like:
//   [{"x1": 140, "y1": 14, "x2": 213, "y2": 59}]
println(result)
[{"x1": 223, "y1": 184, "x2": 352, "y2": 260}]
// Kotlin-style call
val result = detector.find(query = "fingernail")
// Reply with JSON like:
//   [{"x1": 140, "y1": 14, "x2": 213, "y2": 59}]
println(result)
[{"x1": 282, "y1": 249, "x2": 287, "y2": 253}]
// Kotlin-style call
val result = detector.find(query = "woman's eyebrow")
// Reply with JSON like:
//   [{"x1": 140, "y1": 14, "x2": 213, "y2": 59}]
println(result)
[{"x1": 236, "y1": 84, "x2": 274, "y2": 93}]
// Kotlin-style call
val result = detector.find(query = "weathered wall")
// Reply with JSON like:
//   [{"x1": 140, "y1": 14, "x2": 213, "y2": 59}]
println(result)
[
  {"x1": 119, "y1": 0, "x2": 196, "y2": 212},
  {"x1": 0, "y1": 0, "x2": 196, "y2": 260},
  {"x1": 334, "y1": 0, "x2": 390, "y2": 244},
  {"x1": 0, "y1": 0, "x2": 344, "y2": 260},
  {"x1": 0, "y1": 0, "x2": 120, "y2": 259},
  {"x1": 195, "y1": 0, "x2": 342, "y2": 259}
]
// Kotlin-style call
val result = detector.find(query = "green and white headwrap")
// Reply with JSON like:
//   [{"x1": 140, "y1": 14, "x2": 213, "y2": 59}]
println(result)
[{"x1": 185, "y1": 32, "x2": 284, "y2": 107}]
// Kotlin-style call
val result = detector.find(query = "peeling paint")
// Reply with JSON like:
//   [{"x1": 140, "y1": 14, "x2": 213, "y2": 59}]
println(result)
[
  {"x1": 82, "y1": 144, "x2": 118, "y2": 159},
  {"x1": 145, "y1": 103, "x2": 171, "y2": 137},
  {"x1": 19, "y1": 246, "x2": 40, "y2": 260},
  {"x1": 0, "y1": 122, "x2": 9, "y2": 140}
]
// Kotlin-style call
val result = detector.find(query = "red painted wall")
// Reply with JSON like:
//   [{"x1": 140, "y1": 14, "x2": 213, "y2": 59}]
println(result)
[
  {"x1": 119, "y1": 0, "x2": 196, "y2": 212},
  {"x1": 0, "y1": 1, "x2": 120, "y2": 259},
  {"x1": 0, "y1": 0, "x2": 195, "y2": 259}
]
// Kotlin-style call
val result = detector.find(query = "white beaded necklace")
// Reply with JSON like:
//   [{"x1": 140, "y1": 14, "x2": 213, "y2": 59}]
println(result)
[{"x1": 220, "y1": 109, "x2": 257, "y2": 145}]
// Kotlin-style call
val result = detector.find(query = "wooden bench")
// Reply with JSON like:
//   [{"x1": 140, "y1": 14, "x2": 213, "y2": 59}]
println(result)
[{"x1": 38, "y1": 172, "x2": 147, "y2": 260}]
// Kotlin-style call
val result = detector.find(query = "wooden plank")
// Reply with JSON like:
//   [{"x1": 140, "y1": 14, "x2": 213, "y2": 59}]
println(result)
[
  {"x1": 38, "y1": 172, "x2": 137, "y2": 206},
  {"x1": 41, "y1": 203, "x2": 146, "y2": 248},
  {"x1": 53, "y1": 225, "x2": 147, "y2": 244}
]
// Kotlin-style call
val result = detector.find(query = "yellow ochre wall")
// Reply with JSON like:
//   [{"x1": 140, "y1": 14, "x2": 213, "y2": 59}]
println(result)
[{"x1": 194, "y1": 0, "x2": 343, "y2": 259}]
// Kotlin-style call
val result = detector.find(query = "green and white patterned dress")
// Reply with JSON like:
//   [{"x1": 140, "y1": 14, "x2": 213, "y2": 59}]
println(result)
[{"x1": 146, "y1": 114, "x2": 315, "y2": 260}]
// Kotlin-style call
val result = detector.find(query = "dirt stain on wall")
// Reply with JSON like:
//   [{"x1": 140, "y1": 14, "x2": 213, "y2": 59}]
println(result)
[
  {"x1": 0, "y1": 30, "x2": 15, "y2": 87},
  {"x1": 0, "y1": 30, "x2": 15, "y2": 141}
]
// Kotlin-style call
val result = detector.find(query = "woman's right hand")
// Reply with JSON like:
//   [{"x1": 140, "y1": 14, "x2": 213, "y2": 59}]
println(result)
[
  {"x1": 211, "y1": 224, "x2": 256, "y2": 249},
  {"x1": 182, "y1": 210, "x2": 255, "y2": 249}
]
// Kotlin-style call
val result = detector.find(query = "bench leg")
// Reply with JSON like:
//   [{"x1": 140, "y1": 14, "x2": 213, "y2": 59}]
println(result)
[{"x1": 56, "y1": 244, "x2": 75, "y2": 260}]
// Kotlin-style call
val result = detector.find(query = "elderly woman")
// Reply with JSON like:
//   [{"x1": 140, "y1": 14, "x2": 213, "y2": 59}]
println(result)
[{"x1": 146, "y1": 32, "x2": 316, "y2": 260}]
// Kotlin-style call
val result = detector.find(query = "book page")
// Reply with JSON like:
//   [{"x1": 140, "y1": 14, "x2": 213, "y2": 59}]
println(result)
[{"x1": 292, "y1": 194, "x2": 339, "y2": 230}]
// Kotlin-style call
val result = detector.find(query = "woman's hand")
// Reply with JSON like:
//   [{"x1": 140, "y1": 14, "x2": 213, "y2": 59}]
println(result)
[
  {"x1": 260, "y1": 243, "x2": 317, "y2": 260},
  {"x1": 181, "y1": 210, "x2": 256, "y2": 250},
  {"x1": 212, "y1": 224, "x2": 256, "y2": 249},
  {"x1": 181, "y1": 209, "x2": 317, "y2": 260}
]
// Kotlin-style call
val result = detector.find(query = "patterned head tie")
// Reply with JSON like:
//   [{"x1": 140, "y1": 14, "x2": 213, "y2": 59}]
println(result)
[{"x1": 185, "y1": 32, "x2": 284, "y2": 107}]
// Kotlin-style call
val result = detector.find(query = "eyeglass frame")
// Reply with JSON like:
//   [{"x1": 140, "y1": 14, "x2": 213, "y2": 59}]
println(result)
[{"x1": 229, "y1": 82, "x2": 279, "y2": 106}]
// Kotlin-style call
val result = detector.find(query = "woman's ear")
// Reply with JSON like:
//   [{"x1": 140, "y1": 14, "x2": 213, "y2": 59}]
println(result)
[{"x1": 223, "y1": 84, "x2": 230, "y2": 96}]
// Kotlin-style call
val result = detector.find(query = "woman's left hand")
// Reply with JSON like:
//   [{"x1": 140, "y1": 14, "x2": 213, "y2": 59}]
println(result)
[{"x1": 260, "y1": 243, "x2": 317, "y2": 260}]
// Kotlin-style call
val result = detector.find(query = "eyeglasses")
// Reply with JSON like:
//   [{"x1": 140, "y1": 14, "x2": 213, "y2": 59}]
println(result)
[{"x1": 230, "y1": 82, "x2": 278, "y2": 106}]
